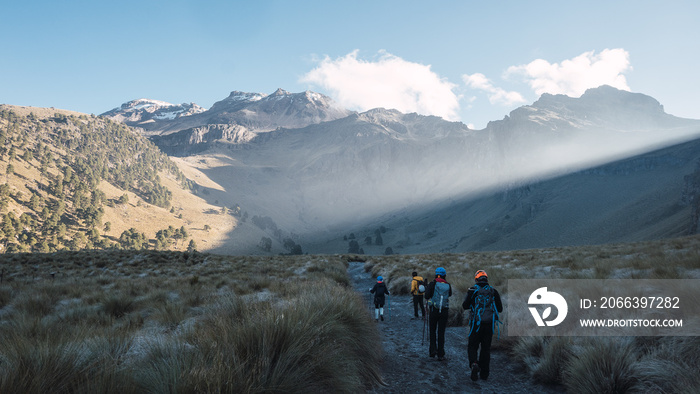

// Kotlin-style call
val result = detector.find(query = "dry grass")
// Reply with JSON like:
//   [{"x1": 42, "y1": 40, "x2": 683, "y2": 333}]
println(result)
[
  {"x1": 2, "y1": 235, "x2": 699, "y2": 392},
  {"x1": 97, "y1": 170, "x2": 236, "y2": 252},
  {"x1": 509, "y1": 336, "x2": 700, "y2": 393},
  {"x1": 0, "y1": 251, "x2": 383, "y2": 393},
  {"x1": 362, "y1": 234, "x2": 700, "y2": 296}
]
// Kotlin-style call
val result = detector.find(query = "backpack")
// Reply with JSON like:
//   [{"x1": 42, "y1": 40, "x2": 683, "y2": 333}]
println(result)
[
  {"x1": 429, "y1": 282, "x2": 450, "y2": 311},
  {"x1": 468, "y1": 284, "x2": 501, "y2": 336},
  {"x1": 413, "y1": 278, "x2": 427, "y2": 294}
]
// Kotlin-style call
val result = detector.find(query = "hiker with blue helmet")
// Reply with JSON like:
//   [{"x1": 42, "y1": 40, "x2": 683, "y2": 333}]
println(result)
[
  {"x1": 424, "y1": 267, "x2": 452, "y2": 360},
  {"x1": 462, "y1": 269, "x2": 503, "y2": 381},
  {"x1": 369, "y1": 276, "x2": 390, "y2": 322}
]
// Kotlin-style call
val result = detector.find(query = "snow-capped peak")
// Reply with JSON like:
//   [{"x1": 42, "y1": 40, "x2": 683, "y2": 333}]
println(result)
[
  {"x1": 102, "y1": 99, "x2": 205, "y2": 124},
  {"x1": 226, "y1": 91, "x2": 267, "y2": 103},
  {"x1": 120, "y1": 98, "x2": 175, "y2": 111}
]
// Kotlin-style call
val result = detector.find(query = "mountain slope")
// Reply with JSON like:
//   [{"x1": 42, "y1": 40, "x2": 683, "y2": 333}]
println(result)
[
  {"x1": 0, "y1": 105, "x2": 234, "y2": 253},
  {"x1": 313, "y1": 135, "x2": 700, "y2": 254}
]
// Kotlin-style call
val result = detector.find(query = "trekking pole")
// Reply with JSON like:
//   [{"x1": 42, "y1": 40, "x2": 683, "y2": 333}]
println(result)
[
  {"x1": 421, "y1": 305, "x2": 426, "y2": 346},
  {"x1": 387, "y1": 295, "x2": 391, "y2": 321},
  {"x1": 424, "y1": 301, "x2": 429, "y2": 344}
]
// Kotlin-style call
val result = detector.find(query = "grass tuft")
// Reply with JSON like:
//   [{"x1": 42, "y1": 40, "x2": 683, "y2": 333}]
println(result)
[{"x1": 563, "y1": 338, "x2": 642, "y2": 393}]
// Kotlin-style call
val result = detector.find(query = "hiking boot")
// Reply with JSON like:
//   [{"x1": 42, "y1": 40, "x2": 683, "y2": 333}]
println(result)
[
  {"x1": 480, "y1": 374, "x2": 489, "y2": 381},
  {"x1": 438, "y1": 355, "x2": 446, "y2": 361},
  {"x1": 380, "y1": 315, "x2": 384, "y2": 321},
  {"x1": 470, "y1": 363, "x2": 480, "y2": 381}
]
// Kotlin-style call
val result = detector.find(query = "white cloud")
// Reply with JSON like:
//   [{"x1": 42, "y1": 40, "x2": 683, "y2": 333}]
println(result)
[
  {"x1": 301, "y1": 50, "x2": 461, "y2": 121},
  {"x1": 462, "y1": 73, "x2": 527, "y2": 106},
  {"x1": 505, "y1": 48, "x2": 632, "y2": 97}
]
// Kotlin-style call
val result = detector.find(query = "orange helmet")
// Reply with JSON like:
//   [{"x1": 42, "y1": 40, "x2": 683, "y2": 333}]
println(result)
[{"x1": 474, "y1": 270, "x2": 488, "y2": 280}]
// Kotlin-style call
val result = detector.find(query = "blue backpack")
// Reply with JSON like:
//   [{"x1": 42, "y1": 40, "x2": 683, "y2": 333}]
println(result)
[
  {"x1": 429, "y1": 282, "x2": 450, "y2": 311},
  {"x1": 468, "y1": 284, "x2": 502, "y2": 337}
]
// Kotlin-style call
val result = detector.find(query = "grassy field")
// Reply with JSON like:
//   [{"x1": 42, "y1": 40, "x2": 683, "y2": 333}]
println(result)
[
  {"x1": 0, "y1": 251, "x2": 382, "y2": 393},
  {"x1": 1, "y1": 234, "x2": 699, "y2": 393}
]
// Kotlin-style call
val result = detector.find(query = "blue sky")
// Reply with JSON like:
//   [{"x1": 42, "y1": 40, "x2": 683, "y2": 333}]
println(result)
[{"x1": 2, "y1": 0, "x2": 698, "y2": 129}]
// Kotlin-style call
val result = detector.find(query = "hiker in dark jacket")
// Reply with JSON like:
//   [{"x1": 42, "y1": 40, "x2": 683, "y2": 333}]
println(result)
[
  {"x1": 410, "y1": 271, "x2": 426, "y2": 319},
  {"x1": 462, "y1": 269, "x2": 503, "y2": 381},
  {"x1": 424, "y1": 267, "x2": 452, "y2": 360},
  {"x1": 370, "y1": 276, "x2": 390, "y2": 322}
]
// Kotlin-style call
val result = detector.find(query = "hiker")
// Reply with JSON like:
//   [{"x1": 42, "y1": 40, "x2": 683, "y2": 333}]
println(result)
[
  {"x1": 425, "y1": 267, "x2": 452, "y2": 360},
  {"x1": 369, "y1": 276, "x2": 390, "y2": 322},
  {"x1": 410, "y1": 271, "x2": 426, "y2": 319},
  {"x1": 462, "y1": 269, "x2": 503, "y2": 381}
]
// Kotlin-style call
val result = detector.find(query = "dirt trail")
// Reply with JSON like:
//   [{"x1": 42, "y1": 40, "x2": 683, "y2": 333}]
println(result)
[{"x1": 349, "y1": 262, "x2": 562, "y2": 393}]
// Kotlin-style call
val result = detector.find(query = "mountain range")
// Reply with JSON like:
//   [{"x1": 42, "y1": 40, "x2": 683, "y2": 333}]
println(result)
[{"x1": 99, "y1": 86, "x2": 700, "y2": 255}]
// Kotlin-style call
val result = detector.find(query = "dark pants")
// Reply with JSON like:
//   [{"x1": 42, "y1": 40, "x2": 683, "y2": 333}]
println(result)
[
  {"x1": 374, "y1": 296, "x2": 385, "y2": 308},
  {"x1": 413, "y1": 294, "x2": 425, "y2": 317},
  {"x1": 429, "y1": 307, "x2": 449, "y2": 357},
  {"x1": 468, "y1": 323, "x2": 494, "y2": 379}
]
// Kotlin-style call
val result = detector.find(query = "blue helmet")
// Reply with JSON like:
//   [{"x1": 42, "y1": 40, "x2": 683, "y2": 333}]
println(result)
[
  {"x1": 377, "y1": 276, "x2": 383, "y2": 282},
  {"x1": 435, "y1": 267, "x2": 446, "y2": 277}
]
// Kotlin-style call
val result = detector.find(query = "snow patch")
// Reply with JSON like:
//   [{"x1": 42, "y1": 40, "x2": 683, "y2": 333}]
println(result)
[
  {"x1": 154, "y1": 110, "x2": 183, "y2": 120},
  {"x1": 227, "y1": 91, "x2": 266, "y2": 102},
  {"x1": 125, "y1": 99, "x2": 174, "y2": 111}
]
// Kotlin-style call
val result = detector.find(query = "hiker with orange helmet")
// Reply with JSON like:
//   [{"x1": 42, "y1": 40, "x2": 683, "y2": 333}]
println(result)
[{"x1": 462, "y1": 269, "x2": 503, "y2": 381}]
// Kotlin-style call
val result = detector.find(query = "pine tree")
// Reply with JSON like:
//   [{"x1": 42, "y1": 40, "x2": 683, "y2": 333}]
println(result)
[{"x1": 187, "y1": 239, "x2": 197, "y2": 253}]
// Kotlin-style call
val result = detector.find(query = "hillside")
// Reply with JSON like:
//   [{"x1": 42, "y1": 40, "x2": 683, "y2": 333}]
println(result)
[
  {"x1": 0, "y1": 105, "x2": 235, "y2": 254},
  {"x1": 307, "y1": 135, "x2": 700, "y2": 254},
  {"x1": 141, "y1": 87, "x2": 700, "y2": 255}
]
